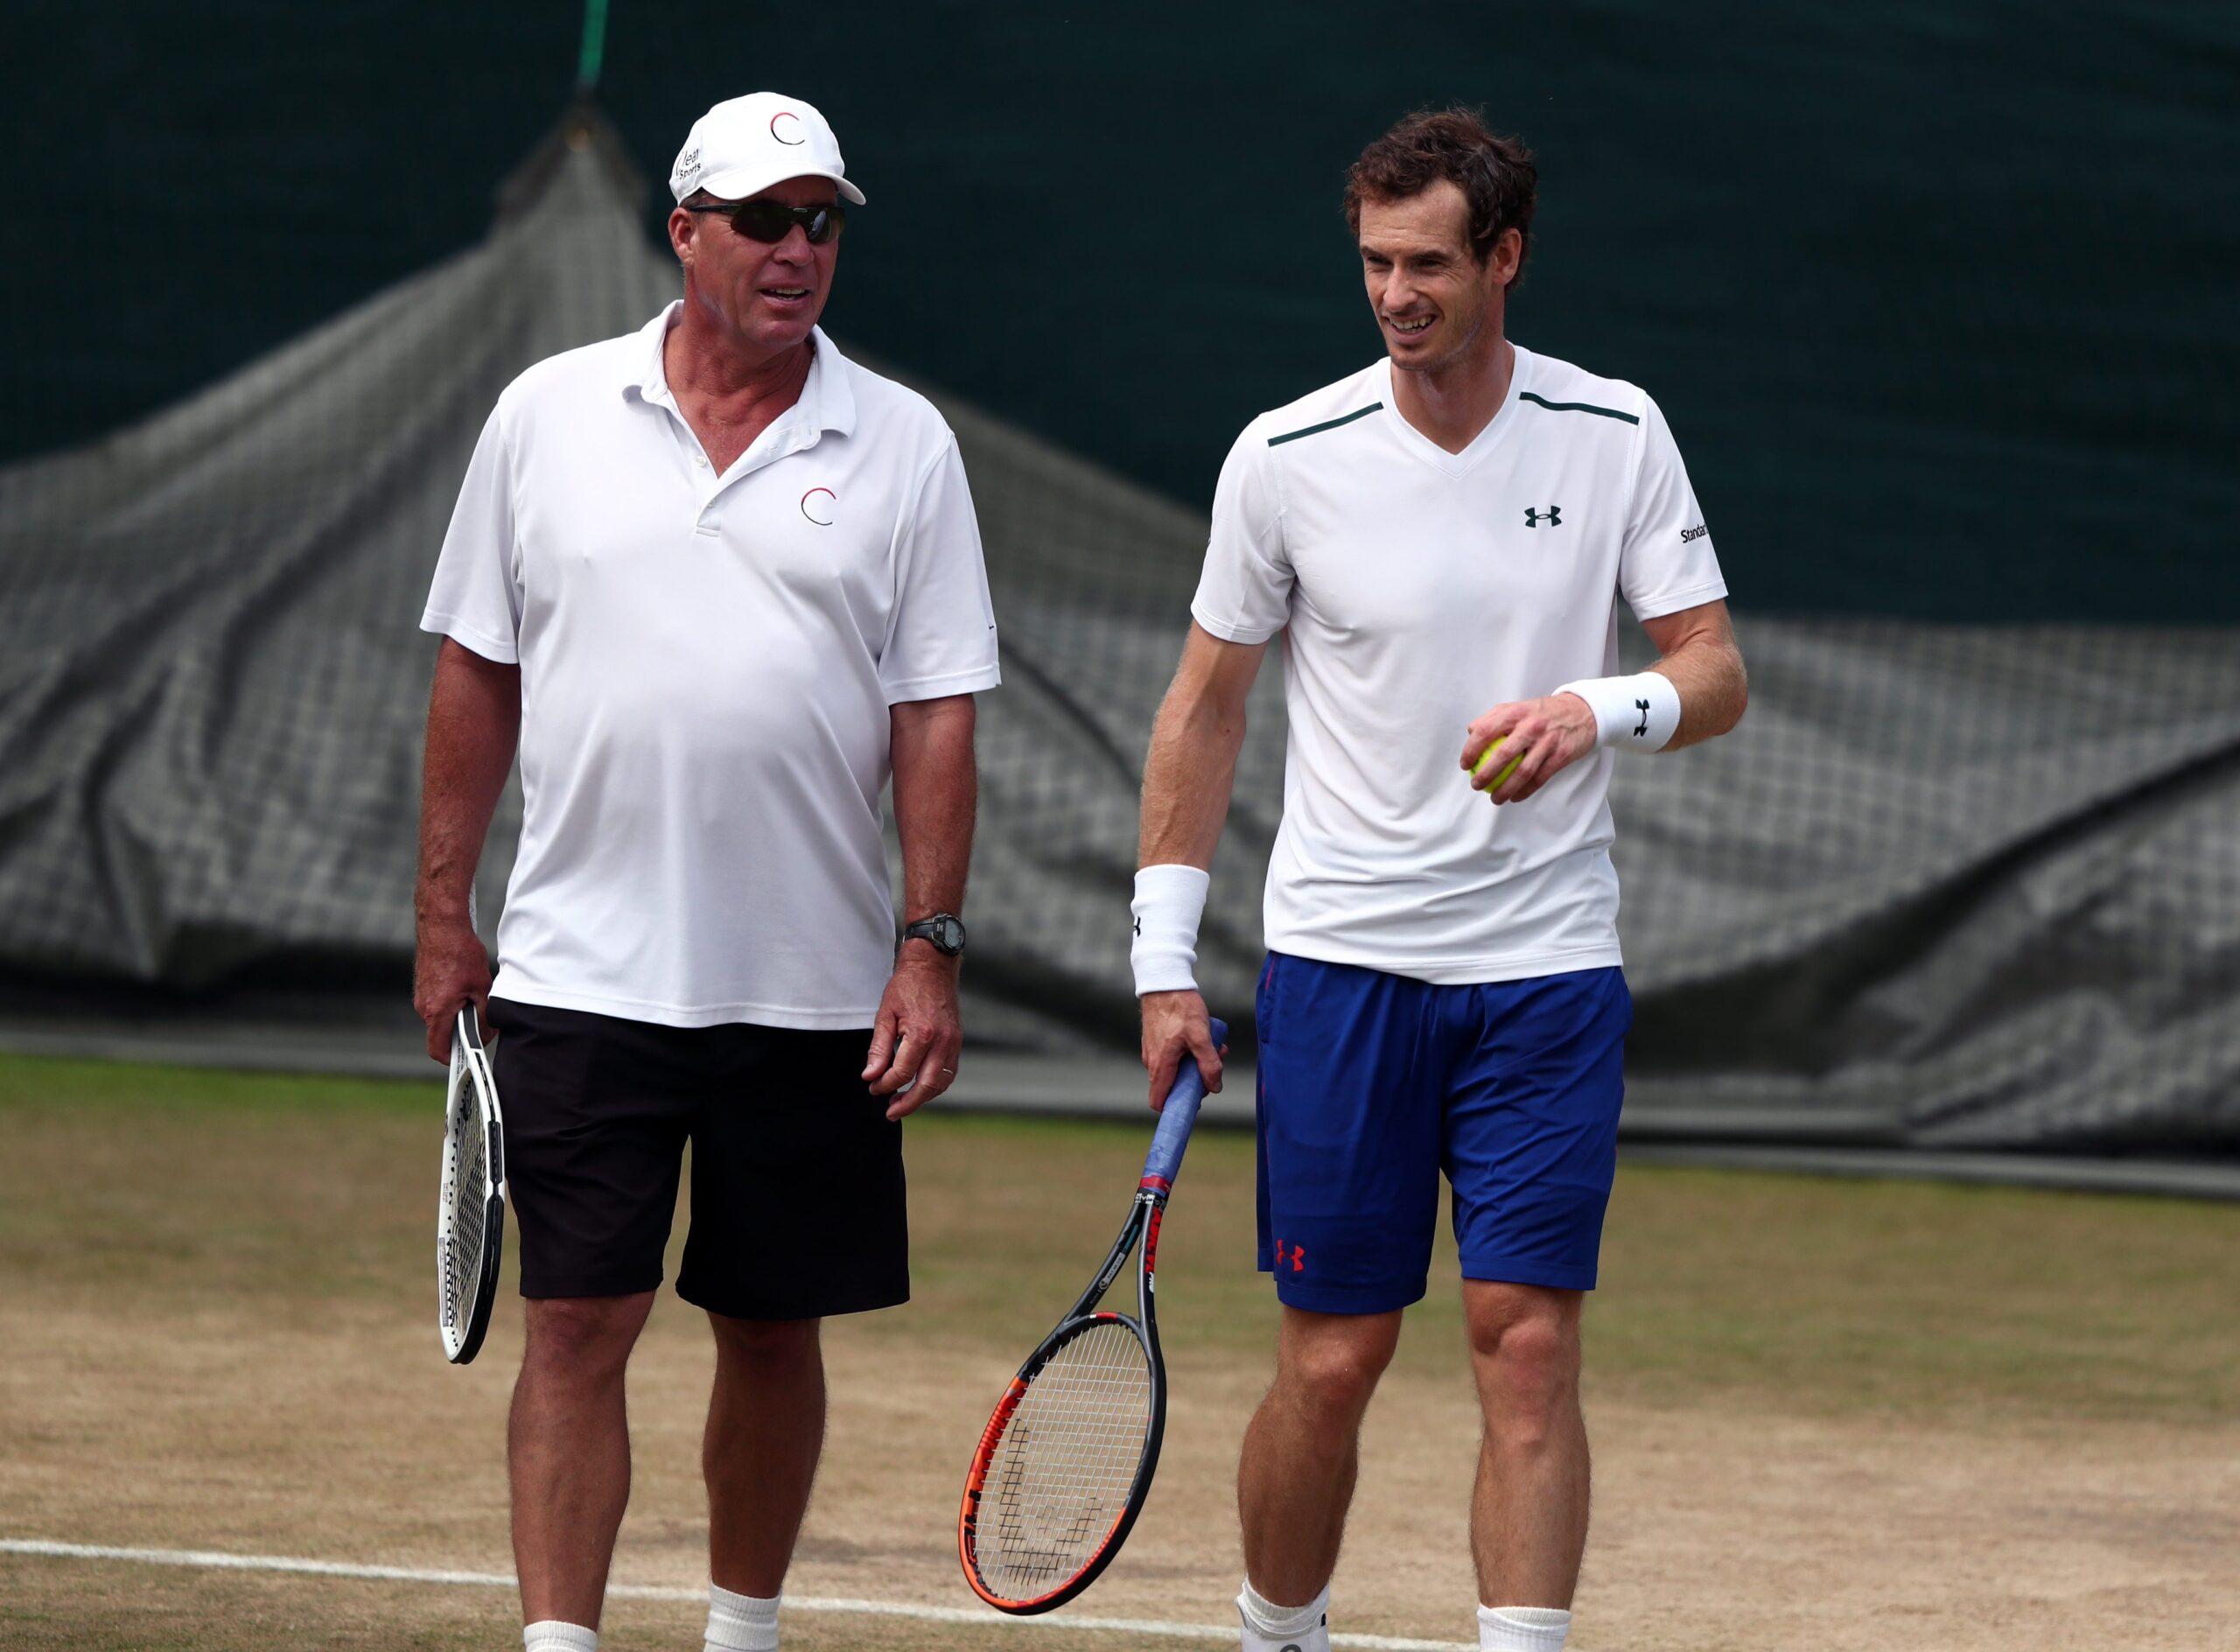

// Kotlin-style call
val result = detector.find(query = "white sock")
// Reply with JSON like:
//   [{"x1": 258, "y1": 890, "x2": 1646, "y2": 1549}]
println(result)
[
  {"x1": 1238, "y1": 1578, "x2": 1330, "y2": 1652},
  {"x1": 524, "y1": 1624, "x2": 598, "y2": 1652},
  {"x1": 1478, "y1": 1604, "x2": 1571, "y2": 1650},
  {"x1": 705, "y1": 1582, "x2": 780, "y2": 1652}
]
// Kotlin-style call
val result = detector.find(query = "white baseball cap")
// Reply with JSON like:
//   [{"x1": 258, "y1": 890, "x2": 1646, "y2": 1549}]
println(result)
[{"x1": 668, "y1": 93, "x2": 867, "y2": 206}]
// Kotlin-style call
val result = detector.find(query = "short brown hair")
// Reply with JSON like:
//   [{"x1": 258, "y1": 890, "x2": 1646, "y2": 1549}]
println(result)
[{"x1": 1344, "y1": 108, "x2": 1537, "y2": 284}]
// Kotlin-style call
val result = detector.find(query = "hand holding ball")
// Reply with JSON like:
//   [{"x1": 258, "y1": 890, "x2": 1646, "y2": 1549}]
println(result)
[{"x1": 1472, "y1": 737, "x2": 1522, "y2": 798}]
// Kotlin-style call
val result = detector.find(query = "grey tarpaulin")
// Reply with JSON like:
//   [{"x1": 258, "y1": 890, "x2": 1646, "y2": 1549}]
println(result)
[{"x1": 2, "y1": 107, "x2": 2233, "y2": 1152}]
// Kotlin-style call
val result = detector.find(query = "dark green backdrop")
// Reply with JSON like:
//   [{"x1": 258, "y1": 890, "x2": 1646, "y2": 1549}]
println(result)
[{"x1": 6, "y1": 2, "x2": 2235, "y2": 620}]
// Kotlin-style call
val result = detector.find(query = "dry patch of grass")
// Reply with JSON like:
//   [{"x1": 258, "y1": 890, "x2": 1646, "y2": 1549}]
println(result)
[{"x1": 4, "y1": 1052, "x2": 2238, "y2": 1651}]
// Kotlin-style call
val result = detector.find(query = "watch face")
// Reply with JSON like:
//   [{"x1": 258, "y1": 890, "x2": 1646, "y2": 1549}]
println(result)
[{"x1": 911, "y1": 915, "x2": 964, "y2": 954}]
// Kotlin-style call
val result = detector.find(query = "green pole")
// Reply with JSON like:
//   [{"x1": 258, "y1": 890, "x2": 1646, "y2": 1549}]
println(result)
[{"x1": 576, "y1": 0, "x2": 609, "y2": 90}]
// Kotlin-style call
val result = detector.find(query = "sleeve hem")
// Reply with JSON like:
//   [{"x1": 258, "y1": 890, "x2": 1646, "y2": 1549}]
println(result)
[
  {"x1": 420, "y1": 612, "x2": 521, "y2": 665},
  {"x1": 1189, "y1": 602, "x2": 1282, "y2": 645},
  {"x1": 1627, "y1": 579, "x2": 1730, "y2": 623},
  {"x1": 882, "y1": 662, "x2": 1002, "y2": 705}
]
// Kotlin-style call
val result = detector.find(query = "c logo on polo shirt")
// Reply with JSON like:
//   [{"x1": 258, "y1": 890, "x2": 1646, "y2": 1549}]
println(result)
[
  {"x1": 800, "y1": 486, "x2": 836, "y2": 526},
  {"x1": 770, "y1": 111, "x2": 805, "y2": 145}
]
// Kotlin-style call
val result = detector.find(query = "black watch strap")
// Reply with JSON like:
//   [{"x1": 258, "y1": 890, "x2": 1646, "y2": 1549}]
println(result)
[{"x1": 901, "y1": 912, "x2": 967, "y2": 956}]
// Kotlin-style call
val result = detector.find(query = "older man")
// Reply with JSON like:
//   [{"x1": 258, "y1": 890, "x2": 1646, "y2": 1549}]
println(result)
[
  {"x1": 1134, "y1": 108, "x2": 1746, "y2": 1652},
  {"x1": 413, "y1": 93, "x2": 998, "y2": 1652}
]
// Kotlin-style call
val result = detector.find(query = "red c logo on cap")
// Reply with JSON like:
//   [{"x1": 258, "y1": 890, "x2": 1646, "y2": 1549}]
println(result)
[
  {"x1": 801, "y1": 487, "x2": 836, "y2": 525},
  {"x1": 770, "y1": 111, "x2": 805, "y2": 145}
]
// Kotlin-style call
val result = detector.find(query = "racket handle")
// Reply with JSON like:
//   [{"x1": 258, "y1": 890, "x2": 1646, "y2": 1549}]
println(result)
[{"x1": 1142, "y1": 1016, "x2": 1227, "y2": 1190}]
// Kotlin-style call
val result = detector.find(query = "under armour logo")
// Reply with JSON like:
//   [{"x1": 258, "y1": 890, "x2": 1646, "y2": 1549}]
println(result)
[
  {"x1": 1273, "y1": 1240, "x2": 1306, "y2": 1274},
  {"x1": 1132, "y1": 915, "x2": 1142, "y2": 936},
  {"x1": 1524, "y1": 505, "x2": 1562, "y2": 528},
  {"x1": 1633, "y1": 698, "x2": 1650, "y2": 738}
]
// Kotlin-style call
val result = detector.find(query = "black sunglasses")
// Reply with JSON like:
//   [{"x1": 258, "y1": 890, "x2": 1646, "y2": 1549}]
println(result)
[{"x1": 683, "y1": 199, "x2": 846, "y2": 246}]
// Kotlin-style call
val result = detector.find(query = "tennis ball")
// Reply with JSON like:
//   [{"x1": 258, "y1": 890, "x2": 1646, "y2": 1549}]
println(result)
[{"x1": 1473, "y1": 738, "x2": 1522, "y2": 793}]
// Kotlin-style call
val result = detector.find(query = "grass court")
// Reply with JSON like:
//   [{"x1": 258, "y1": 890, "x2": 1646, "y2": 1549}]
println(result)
[{"x1": 4, "y1": 1054, "x2": 2236, "y2": 1649}]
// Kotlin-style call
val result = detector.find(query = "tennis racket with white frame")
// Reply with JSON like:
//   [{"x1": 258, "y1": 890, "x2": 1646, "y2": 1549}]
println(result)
[
  {"x1": 958, "y1": 1015, "x2": 1228, "y2": 1614},
  {"x1": 438, "y1": 1004, "x2": 506, "y2": 1365}
]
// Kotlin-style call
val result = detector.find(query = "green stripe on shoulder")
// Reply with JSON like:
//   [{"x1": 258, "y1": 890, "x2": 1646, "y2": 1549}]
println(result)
[
  {"x1": 1267, "y1": 402, "x2": 1382, "y2": 446},
  {"x1": 1518, "y1": 391, "x2": 1640, "y2": 424}
]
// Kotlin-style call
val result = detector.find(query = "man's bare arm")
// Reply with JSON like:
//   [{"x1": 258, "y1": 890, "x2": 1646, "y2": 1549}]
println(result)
[
  {"x1": 1138, "y1": 623, "x2": 1266, "y2": 1104},
  {"x1": 1641, "y1": 598, "x2": 1747, "y2": 751},
  {"x1": 1141, "y1": 624, "x2": 1267, "y2": 868},
  {"x1": 413, "y1": 639, "x2": 521, "y2": 1060},
  {"x1": 863, "y1": 693, "x2": 976, "y2": 1117}
]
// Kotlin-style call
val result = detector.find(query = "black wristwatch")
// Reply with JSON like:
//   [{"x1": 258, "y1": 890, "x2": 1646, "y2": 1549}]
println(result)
[{"x1": 901, "y1": 912, "x2": 967, "y2": 956}]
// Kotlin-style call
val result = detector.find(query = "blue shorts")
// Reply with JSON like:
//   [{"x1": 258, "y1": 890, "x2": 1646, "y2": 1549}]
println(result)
[{"x1": 1255, "y1": 953, "x2": 1631, "y2": 1313}]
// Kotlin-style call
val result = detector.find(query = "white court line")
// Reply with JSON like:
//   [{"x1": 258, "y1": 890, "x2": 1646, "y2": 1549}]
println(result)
[{"x1": 1, "y1": 1539, "x2": 1474, "y2": 1651}]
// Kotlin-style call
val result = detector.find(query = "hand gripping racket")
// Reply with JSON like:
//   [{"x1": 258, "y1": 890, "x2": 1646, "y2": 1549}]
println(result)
[
  {"x1": 959, "y1": 1016, "x2": 1228, "y2": 1614},
  {"x1": 438, "y1": 1005, "x2": 506, "y2": 1365}
]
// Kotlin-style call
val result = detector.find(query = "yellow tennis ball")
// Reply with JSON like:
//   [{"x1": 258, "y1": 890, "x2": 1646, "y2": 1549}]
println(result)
[{"x1": 1473, "y1": 738, "x2": 1522, "y2": 793}]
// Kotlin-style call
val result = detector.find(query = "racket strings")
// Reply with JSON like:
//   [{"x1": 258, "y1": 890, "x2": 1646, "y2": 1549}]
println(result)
[
  {"x1": 978, "y1": 1317, "x2": 1153, "y2": 1596},
  {"x1": 440, "y1": 1088, "x2": 489, "y2": 1331}
]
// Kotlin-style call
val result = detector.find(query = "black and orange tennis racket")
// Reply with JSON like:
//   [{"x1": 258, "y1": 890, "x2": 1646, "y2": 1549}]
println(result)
[{"x1": 958, "y1": 1016, "x2": 1228, "y2": 1614}]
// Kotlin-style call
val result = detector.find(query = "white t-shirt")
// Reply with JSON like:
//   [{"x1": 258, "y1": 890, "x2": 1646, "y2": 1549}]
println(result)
[
  {"x1": 1192, "y1": 346, "x2": 1726, "y2": 984},
  {"x1": 422, "y1": 306, "x2": 1001, "y2": 1029}
]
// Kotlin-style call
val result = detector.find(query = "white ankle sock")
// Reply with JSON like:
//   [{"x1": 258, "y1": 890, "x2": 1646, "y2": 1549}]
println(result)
[
  {"x1": 705, "y1": 1582, "x2": 780, "y2": 1652},
  {"x1": 524, "y1": 1623, "x2": 598, "y2": 1652},
  {"x1": 1237, "y1": 1578, "x2": 1330, "y2": 1651},
  {"x1": 1478, "y1": 1604, "x2": 1571, "y2": 1650}
]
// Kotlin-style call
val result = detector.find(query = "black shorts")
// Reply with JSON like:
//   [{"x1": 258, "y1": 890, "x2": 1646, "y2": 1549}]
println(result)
[{"x1": 486, "y1": 998, "x2": 907, "y2": 1320}]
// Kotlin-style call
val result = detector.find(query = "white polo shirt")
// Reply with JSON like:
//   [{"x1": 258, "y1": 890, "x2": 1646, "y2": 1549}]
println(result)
[
  {"x1": 1193, "y1": 346, "x2": 1726, "y2": 984},
  {"x1": 423, "y1": 304, "x2": 1001, "y2": 1029}
]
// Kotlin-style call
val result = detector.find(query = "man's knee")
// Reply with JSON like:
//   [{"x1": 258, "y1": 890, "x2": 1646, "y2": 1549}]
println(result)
[
  {"x1": 522, "y1": 1292, "x2": 653, "y2": 1379},
  {"x1": 1466, "y1": 1288, "x2": 1581, "y2": 1438},
  {"x1": 1275, "y1": 1310, "x2": 1400, "y2": 1427},
  {"x1": 709, "y1": 1312, "x2": 822, "y2": 1369}
]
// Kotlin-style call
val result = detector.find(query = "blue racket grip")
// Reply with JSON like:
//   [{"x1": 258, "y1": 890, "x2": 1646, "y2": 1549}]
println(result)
[{"x1": 1141, "y1": 1017, "x2": 1227, "y2": 1189}]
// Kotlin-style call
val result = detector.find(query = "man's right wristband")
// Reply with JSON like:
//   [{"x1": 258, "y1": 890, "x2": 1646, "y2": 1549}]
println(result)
[{"x1": 1130, "y1": 864, "x2": 1209, "y2": 995}]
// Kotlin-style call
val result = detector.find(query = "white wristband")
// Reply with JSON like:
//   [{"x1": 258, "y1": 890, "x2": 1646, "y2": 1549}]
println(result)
[
  {"x1": 1131, "y1": 864, "x2": 1210, "y2": 996},
  {"x1": 1554, "y1": 671, "x2": 1682, "y2": 752}
]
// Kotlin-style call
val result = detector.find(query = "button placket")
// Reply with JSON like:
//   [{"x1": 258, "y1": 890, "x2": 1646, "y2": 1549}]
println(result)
[
  {"x1": 662, "y1": 408, "x2": 722, "y2": 536},
  {"x1": 696, "y1": 449, "x2": 733, "y2": 536},
  {"x1": 693, "y1": 458, "x2": 721, "y2": 536}
]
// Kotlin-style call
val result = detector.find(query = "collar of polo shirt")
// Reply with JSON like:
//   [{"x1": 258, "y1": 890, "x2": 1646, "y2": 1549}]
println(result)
[{"x1": 623, "y1": 300, "x2": 858, "y2": 440}]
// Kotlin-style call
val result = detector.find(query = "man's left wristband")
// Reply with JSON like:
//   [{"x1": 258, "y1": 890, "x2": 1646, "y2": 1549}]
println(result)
[{"x1": 1554, "y1": 670, "x2": 1682, "y2": 752}]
